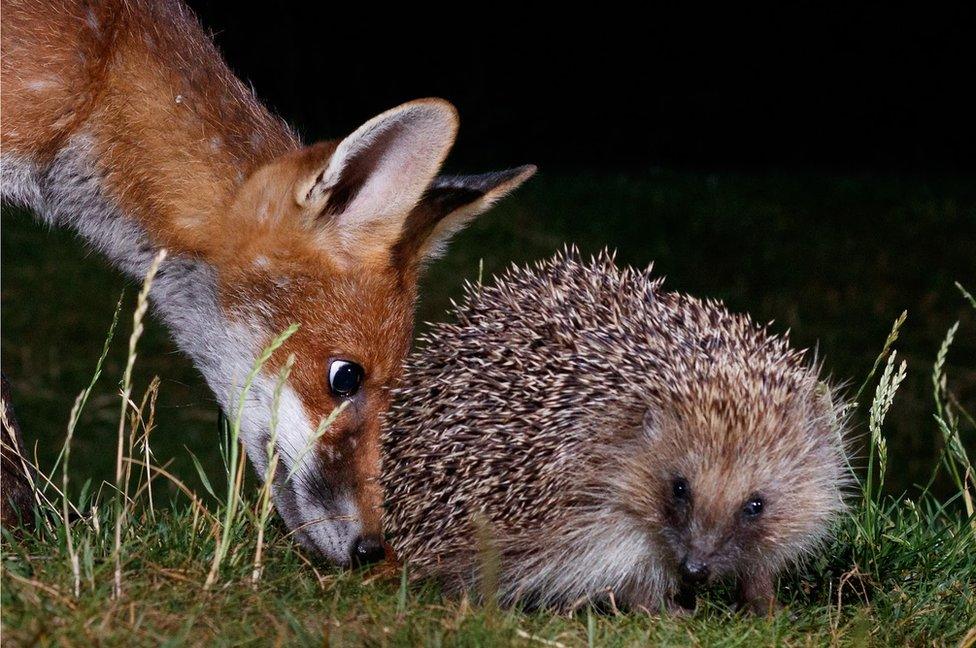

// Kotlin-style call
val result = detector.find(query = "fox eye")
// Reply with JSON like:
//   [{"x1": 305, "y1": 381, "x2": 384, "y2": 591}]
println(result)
[
  {"x1": 328, "y1": 360, "x2": 364, "y2": 397},
  {"x1": 742, "y1": 495, "x2": 765, "y2": 518},
  {"x1": 672, "y1": 477, "x2": 690, "y2": 501}
]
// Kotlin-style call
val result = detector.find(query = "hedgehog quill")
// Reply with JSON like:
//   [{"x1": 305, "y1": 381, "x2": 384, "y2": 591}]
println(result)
[{"x1": 382, "y1": 248, "x2": 851, "y2": 614}]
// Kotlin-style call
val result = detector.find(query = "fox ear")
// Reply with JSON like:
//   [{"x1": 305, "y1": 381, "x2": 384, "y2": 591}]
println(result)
[
  {"x1": 393, "y1": 164, "x2": 536, "y2": 265},
  {"x1": 296, "y1": 99, "x2": 459, "y2": 260}
]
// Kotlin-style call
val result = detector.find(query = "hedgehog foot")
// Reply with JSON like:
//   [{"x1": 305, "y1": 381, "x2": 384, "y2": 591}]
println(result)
[{"x1": 736, "y1": 572, "x2": 782, "y2": 616}]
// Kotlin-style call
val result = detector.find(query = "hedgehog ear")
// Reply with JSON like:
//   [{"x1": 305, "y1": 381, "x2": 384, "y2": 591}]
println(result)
[
  {"x1": 813, "y1": 381, "x2": 844, "y2": 434},
  {"x1": 642, "y1": 407, "x2": 663, "y2": 442},
  {"x1": 393, "y1": 165, "x2": 536, "y2": 266}
]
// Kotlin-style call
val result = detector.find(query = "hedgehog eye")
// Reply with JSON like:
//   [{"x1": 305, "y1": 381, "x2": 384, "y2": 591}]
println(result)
[
  {"x1": 328, "y1": 360, "x2": 364, "y2": 398},
  {"x1": 672, "y1": 478, "x2": 690, "y2": 501},
  {"x1": 742, "y1": 496, "x2": 765, "y2": 518}
]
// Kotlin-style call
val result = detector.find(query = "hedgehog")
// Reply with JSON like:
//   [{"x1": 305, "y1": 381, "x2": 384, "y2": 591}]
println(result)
[{"x1": 381, "y1": 248, "x2": 850, "y2": 614}]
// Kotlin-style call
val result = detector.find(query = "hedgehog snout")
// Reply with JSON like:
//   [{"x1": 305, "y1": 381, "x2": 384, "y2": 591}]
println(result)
[{"x1": 678, "y1": 556, "x2": 711, "y2": 585}]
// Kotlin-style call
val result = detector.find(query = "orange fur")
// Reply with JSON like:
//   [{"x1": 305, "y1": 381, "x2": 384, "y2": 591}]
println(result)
[{"x1": 2, "y1": 0, "x2": 533, "y2": 562}]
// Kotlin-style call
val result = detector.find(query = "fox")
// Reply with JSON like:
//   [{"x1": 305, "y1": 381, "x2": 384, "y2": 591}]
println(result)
[{"x1": 0, "y1": 0, "x2": 534, "y2": 566}]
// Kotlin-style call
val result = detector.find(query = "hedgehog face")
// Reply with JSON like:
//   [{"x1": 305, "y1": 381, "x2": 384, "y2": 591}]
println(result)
[
  {"x1": 616, "y1": 389, "x2": 848, "y2": 607},
  {"x1": 656, "y1": 466, "x2": 775, "y2": 587}
]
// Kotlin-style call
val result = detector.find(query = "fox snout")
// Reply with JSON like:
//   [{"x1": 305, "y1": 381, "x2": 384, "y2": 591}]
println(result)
[
  {"x1": 351, "y1": 534, "x2": 386, "y2": 567},
  {"x1": 314, "y1": 409, "x2": 386, "y2": 565}
]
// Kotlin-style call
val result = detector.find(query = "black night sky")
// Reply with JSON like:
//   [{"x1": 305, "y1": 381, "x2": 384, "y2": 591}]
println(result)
[{"x1": 189, "y1": 4, "x2": 974, "y2": 173}]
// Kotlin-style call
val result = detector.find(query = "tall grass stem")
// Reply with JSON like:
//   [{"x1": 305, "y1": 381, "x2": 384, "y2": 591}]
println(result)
[{"x1": 112, "y1": 249, "x2": 166, "y2": 599}]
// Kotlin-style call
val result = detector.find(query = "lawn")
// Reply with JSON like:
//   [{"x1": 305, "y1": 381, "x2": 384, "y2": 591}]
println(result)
[{"x1": 2, "y1": 170, "x2": 974, "y2": 645}]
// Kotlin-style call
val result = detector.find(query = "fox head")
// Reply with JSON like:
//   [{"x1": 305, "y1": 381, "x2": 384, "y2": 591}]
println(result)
[{"x1": 187, "y1": 99, "x2": 534, "y2": 565}]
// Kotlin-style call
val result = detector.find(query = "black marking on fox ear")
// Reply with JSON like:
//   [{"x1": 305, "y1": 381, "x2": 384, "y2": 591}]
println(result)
[
  {"x1": 419, "y1": 180, "x2": 484, "y2": 215},
  {"x1": 318, "y1": 164, "x2": 366, "y2": 218},
  {"x1": 427, "y1": 166, "x2": 534, "y2": 204},
  {"x1": 392, "y1": 165, "x2": 536, "y2": 267},
  {"x1": 421, "y1": 165, "x2": 535, "y2": 226}
]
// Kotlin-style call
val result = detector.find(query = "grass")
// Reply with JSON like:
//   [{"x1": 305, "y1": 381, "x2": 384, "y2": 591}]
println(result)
[{"x1": 2, "y1": 170, "x2": 975, "y2": 645}]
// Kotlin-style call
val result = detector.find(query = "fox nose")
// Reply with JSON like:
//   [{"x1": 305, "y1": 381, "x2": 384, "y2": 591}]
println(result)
[
  {"x1": 679, "y1": 557, "x2": 711, "y2": 584},
  {"x1": 351, "y1": 535, "x2": 386, "y2": 567}
]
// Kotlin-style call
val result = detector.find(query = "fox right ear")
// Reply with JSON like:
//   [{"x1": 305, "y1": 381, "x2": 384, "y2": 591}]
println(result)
[
  {"x1": 295, "y1": 99, "x2": 459, "y2": 262},
  {"x1": 392, "y1": 164, "x2": 536, "y2": 266}
]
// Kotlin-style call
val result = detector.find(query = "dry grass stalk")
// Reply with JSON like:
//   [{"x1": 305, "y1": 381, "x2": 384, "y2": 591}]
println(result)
[{"x1": 113, "y1": 249, "x2": 167, "y2": 599}]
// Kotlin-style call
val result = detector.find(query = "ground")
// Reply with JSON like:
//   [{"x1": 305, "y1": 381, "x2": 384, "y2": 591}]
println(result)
[{"x1": 2, "y1": 170, "x2": 974, "y2": 645}]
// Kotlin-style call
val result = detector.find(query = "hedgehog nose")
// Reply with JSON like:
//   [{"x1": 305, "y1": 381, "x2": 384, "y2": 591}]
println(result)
[
  {"x1": 351, "y1": 535, "x2": 386, "y2": 567},
  {"x1": 679, "y1": 557, "x2": 711, "y2": 584}
]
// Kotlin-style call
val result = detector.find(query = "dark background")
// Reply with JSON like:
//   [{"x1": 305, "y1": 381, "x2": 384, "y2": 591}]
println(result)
[
  {"x1": 189, "y1": 4, "x2": 975, "y2": 173},
  {"x1": 3, "y1": 5, "x2": 974, "y2": 500}
]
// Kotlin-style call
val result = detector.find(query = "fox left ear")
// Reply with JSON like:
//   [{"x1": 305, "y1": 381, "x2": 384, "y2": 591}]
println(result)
[
  {"x1": 393, "y1": 164, "x2": 536, "y2": 265},
  {"x1": 294, "y1": 99, "x2": 459, "y2": 264}
]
